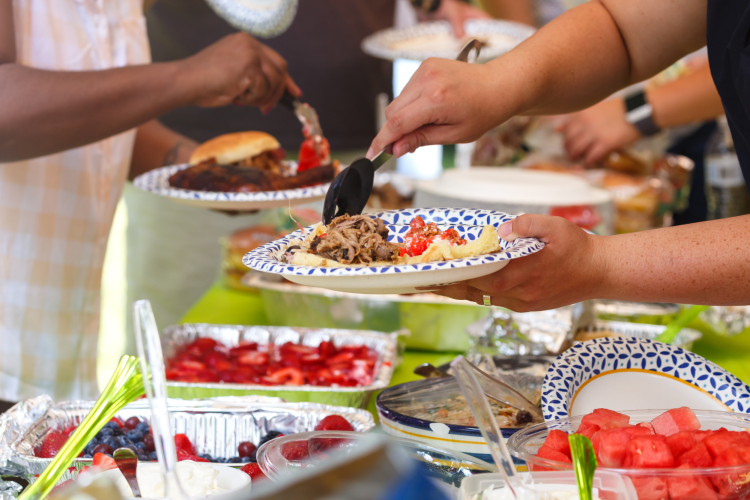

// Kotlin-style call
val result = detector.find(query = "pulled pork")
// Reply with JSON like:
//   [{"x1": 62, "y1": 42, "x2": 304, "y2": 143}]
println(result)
[{"x1": 309, "y1": 214, "x2": 401, "y2": 265}]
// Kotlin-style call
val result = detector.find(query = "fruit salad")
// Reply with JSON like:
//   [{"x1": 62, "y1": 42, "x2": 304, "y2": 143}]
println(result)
[
  {"x1": 35, "y1": 412, "x2": 354, "y2": 481},
  {"x1": 535, "y1": 407, "x2": 750, "y2": 500},
  {"x1": 165, "y1": 337, "x2": 378, "y2": 387}
]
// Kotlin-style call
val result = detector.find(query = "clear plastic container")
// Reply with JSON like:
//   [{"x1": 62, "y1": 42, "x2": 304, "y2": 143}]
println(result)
[
  {"x1": 458, "y1": 471, "x2": 638, "y2": 500},
  {"x1": 507, "y1": 410, "x2": 750, "y2": 500},
  {"x1": 257, "y1": 431, "x2": 495, "y2": 488}
]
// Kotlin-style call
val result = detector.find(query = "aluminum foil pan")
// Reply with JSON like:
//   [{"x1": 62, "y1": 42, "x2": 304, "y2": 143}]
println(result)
[
  {"x1": 575, "y1": 320, "x2": 701, "y2": 350},
  {"x1": 12, "y1": 397, "x2": 375, "y2": 475},
  {"x1": 592, "y1": 300, "x2": 680, "y2": 324},
  {"x1": 245, "y1": 273, "x2": 491, "y2": 352},
  {"x1": 162, "y1": 324, "x2": 398, "y2": 408}
]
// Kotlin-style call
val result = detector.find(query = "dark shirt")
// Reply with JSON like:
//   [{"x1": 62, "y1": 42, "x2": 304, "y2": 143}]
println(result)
[
  {"x1": 147, "y1": 0, "x2": 395, "y2": 150},
  {"x1": 706, "y1": 0, "x2": 750, "y2": 180}
]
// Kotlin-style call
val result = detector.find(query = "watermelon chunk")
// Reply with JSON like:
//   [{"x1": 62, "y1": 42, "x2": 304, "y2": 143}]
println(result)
[
  {"x1": 598, "y1": 427, "x2": 652, "y2": 468},
  {"x1": 631, "y1": 476, "x2": 669, "y2": 500},
  {"x1": 666, "y1": 431, "x2": 697, "y2": 458},
  {"x1": 710, "y1": 449, "x2": 749, "y2": 497},
  {"x1": 544, "y1": 429, "x2": 572, "y2": 459},
  {"x1": 689, "y1": 430, "x2": 711, "y2": 443},
  {"x1": 667, "y1": 465, "x2": 718, "y2": 500},
  {"x1": 580, "y1": 408, "x2": 630, "y2": 429},
  {"x1": 675, "y1": 442, "x2": 713, "y2": 468},
  {"x1": 601, "y1": 421, "x2": 632, "y2": 431},
  {"x1": 703, "y1": 431, "x2": 750, "y2": 460},
  {"x1": 576, "y1": 422, "x2": 600, "y2": 440},
  {"x1": 536, "y1": 445, "x2": 572, "y2": 464},
  {"x1": 625, "y1": 435, "x2": 675, "y2": 469},
  {"x1": 637, "y1": 422, "x2": 655, "y2": 434},
  {"x1": 651, "y1": 407, "x2": 701, "y2": 437}
]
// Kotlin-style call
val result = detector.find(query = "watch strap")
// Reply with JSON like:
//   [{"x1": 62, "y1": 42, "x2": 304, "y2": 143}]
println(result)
[{"x1": 624, "y1": 90, "x2": 661, "y2": 136}]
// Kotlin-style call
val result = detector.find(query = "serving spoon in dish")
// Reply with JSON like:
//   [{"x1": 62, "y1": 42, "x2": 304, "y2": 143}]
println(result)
[{"x1": 321, "y1": 38, "x2": 483, "y2": 225}]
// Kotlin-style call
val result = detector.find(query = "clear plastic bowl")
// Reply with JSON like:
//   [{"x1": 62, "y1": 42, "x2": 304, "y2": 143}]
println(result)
[
  {"x1": 507, "y1": 409, "x2": 750, "y2": 499},
  {"x1": 458, "y1": 471, "x2": 638, "y2": 500},
  {"x1": 256, "y1": 431, "x2": 496, "y2": 487}
]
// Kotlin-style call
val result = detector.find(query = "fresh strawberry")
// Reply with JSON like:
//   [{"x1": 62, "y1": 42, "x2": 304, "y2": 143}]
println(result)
[
  {"x1": 51, "y1": 479, "x2": 74, "y2": 494},
  {"x1": 240, "y1": 463, "x2": 266, "y2": 481},
  {"x1": 265, "y1": 367, "x2": 303, "y2": 385},
  {"x1": 315, "y1": 415, "x2": 353, "y2": 432},
  {"x1": 39, "y1": 431, "x2": 68, "y2": 458},
  {"x1": 110, "y1": 417, "x2": 125, "y2": 428},
  {"x1": 238, "y1": 351, "x2": 269, "y2": 366},
  {"x1": 92, "y1": 453, "x2": 117, "y2": 471},
  {"x1": 62, "y1": 425, "x2": 78, "y2": 437},
  {"x1": 174, "y1": 433, "x2": 195, "y2": 455}
]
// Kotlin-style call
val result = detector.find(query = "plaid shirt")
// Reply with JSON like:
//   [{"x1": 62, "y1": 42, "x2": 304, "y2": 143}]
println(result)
[{"x1": 0, "y1": 0, "x2": 150, "y2": 401}]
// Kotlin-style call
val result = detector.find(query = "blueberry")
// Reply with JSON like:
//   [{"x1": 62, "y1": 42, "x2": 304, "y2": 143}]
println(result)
[
  {"x1": 104, "y1": 422, "x2": 120, "y2": 431},
  {"x1": 241, "y1": 456, "x2": 252, "y2": 463},
  {"x1": 258, "y1": 431, "x2": 283, "y2": 447},
  {"x1": 148, "y1": 451, "x2": 158, "y2": 461},
  {"x1": 123, "y1": 445, "x2": 138, "y2": 454},
  {"x1": 110, "y1": 426, "x2": 123, "y2": 437},
  {"x1": 103, "y1": 437, "x2": 119, "y2": 449},
  {"x1": 198, "y1": 454, "x2": 213, "y2": 462},
  {"x1": 136, "y1": 422, "x2": 150, "y2": 434},
  {"x1": 135, "y1": 442, "x2": 147, "y2": 451},
  {"x1": 137, "y1": 454, "x2": 149, "y2": 461},
  {"x1": 97, "y1": 428, "x2": 113, "y2": 438},
  {"x1": 86, "y1": 437, "x2": 99, "y2": 447},
  {"x1": 83, "y1": 453, "x2": 93, "y2": 459},
  {"x1": 229, "y1": 457, "x2": 243, "y2": 463},
  {"x1": 249, "y1": 451, "x2": 257, "y2": 463},
  {"x1": 126, "y1": 430, "x2": 143, "y2": 442},
  {"x1": 118, "y1": 436, "x2": 133, "y2": 447}
]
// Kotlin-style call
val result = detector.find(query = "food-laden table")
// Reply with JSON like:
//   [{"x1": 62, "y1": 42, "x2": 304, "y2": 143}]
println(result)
[{"x1": 180, "y1": 282, "x2": 750, "y2": 419}]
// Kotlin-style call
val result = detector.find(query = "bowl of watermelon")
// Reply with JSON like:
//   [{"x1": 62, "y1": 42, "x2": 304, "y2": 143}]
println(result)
[{"x1": 507, "y1": 407, "x2": 750, "y2": 500}]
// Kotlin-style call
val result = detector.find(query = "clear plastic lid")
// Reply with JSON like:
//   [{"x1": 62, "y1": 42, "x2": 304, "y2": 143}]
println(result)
[{"x1": 256, "y1": 431, "x2": 495, "y2": 488}]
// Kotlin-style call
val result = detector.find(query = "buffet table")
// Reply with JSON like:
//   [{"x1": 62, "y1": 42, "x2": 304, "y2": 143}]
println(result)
[{"x1": 181, "y1": 282, "x2": 750, "y2": 419}]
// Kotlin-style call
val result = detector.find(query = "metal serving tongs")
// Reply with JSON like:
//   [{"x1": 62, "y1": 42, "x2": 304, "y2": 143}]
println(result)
[
  {"x1": 451, "y1": 356, "x2": 535, "y2": 500},
  {"x1": 414, "y1": 362, "x2": 543, "y2": 421},
  {"x1": 321, "y1": 39, "x2": 483, "y2": 224},
  {"x1": 18, "y1": 357, "x2": 145, "y2": 500},
  {"x1": 280, "y1": 90, "x2": 325, "y2": 157},
  {"x1": 133, "y1": 300, "x2": 189, "y2": 500}
]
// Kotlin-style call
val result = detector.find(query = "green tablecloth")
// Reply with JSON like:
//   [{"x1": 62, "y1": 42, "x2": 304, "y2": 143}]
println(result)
[{"x1": 181, "y1": 283, "x2": 750, "y2": 416}]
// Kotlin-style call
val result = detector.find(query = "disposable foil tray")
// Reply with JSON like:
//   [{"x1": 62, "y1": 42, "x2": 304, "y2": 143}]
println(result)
[
  {"x1": 575, "y1": 320, "x2": 701, "y2": 350},
  {"x1": 162, "y1": 324, "x2": 398, "y2": 408},
  {"x1": 12, "y1": 397, "x2": 375, "y2": 475}
]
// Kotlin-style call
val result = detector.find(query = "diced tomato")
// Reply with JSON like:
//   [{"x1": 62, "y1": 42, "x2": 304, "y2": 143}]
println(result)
[
  {"x1": 666, "y1": 431, "x2": 697, "y2": 458},
  {"x1": 543, "y1": 430, "x2": 572, "y2": 459},
  {"x1": 409, "y1": 216, "x2": 426, "y2": 231},
  {"x1": 580, "y1": 409, "x2": 630, "y2": 429},
  {"x1": 667, "y1": 465, "x2": 718, "y2": 500},
  {"x1": 651, "y1": 407, "x2": 701, "y2": 437},
  {"x1": 297, "y1": 137, "x2": 330, "y2": 172},
  {"x1": 625, "y1": 435, "x2": 674, "y2": 469},
  {"x1": 630, "y1": 477, "x2": 669, "y2": 500},
  {"x1": 676, "y1": 442, "x2": 713, "y2": 468}
]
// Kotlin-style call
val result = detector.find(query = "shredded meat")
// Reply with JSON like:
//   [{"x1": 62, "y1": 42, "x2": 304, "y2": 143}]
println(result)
[
  {"x1": 310, "y1": 214, "x2": 400, "y2": 264},
  {"x1": 234, "y1": 151, "x2": 284, "y2": 175}
]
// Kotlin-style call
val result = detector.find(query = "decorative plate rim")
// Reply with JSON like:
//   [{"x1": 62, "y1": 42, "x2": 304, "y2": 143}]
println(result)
[
  {"x1": 242, "y1": 208, "x2": 545, "y2": 277},
  {"x1": 542, "y1": 337, "x2": 750, "y2": 420},
  {"x1": 361, "y1": 19, "x2": 536, "y2": 62},
  {"x1": 133, "y1": 163, "x2": 330, "y2": 202}
]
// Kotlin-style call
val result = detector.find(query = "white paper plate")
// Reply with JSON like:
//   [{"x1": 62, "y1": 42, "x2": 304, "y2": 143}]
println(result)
[
  {"x1": 361, "y1": 20, "x2": 535, "y2": 62},
  {"x1": 133, "y1": 163, "x2": 329, "y2": 211},
  {"x1": 243, "y1": 208, "x2": 544, "y2": 295},
  {"x1": 98, "y1": 462, "x2": 251, "y2": 500},
  {"x1": 542, "y1": 337, "x2": 750, "y2": 420}
]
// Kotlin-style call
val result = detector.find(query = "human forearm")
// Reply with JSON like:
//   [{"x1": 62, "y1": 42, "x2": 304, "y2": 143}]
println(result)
[
  {"x1": 0, "y1": 62, "x2": 196, "y2": 162},
  {"x1": 595, "y1": 216, "x2": 750, "y2": 305},
  {"x1": 650, "y1": 64, "x2": 724, "y2": 129},
  {"x1": 129, "y1": 120, "x2": 198, "y2": 180}
]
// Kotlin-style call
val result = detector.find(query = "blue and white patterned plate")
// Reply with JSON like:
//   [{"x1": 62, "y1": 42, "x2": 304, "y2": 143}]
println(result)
[
  {"x1": 133, "y1": 163, "x2": 329, "y2": 210},
  {"x1": 362, "y1": 20, "x2": 535, "y2": 63},
  {"x1": 542, "y1": 337, "x2": 750, "y2": 421},
  {"x1": 243, "y1": 208, "x2": 544, "y2": 294}
]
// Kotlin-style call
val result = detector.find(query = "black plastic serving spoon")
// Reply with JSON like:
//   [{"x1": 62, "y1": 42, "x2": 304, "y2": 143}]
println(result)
[{"x1": 321, "y1": 38, "x2": 482, "y2": 225}]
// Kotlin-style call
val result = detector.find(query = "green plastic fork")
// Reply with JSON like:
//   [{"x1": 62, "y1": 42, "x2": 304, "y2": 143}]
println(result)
[{"x1": 19, "y1": 355, "x2": 145, "y2": 500}]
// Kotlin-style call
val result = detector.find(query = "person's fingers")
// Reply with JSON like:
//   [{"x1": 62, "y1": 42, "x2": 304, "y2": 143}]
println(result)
[
  {"x1": 496, "y1": 213, "x2": 559, "y2": 243},
  {"x1": 368, "y1": 99, "x2": 441, "y2": 158},
  {"x1": 565, "y1": 132, "x2": 595, "y2": 161},
  {"x1": 450, "y1": 16, "x2": 466, "y2": 38},
  {"x1": 584, "y1": 140, "x2": 613, "y2": 165},
  {"x1": 430, "y1": 283, "x2": 471, "y2": 302},
  {"x1": 285, "y1": 76, "x2": 302, "y2": 97},
  {"x1": 391, "y1": 122, "x2": 460, "y2": 157},
  {"x1": 257, "y1": 60, "x2": 287, "y2": 108}
]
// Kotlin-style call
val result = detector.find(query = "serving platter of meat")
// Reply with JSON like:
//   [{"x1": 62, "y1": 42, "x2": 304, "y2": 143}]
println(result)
[{"x1": 243, "y1": 208, "x2": 545, "y2": 295}]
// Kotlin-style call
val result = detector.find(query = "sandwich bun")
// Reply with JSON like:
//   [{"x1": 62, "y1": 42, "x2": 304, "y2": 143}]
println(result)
[{"x1": 190, "y1": 131, "x2": 281, "y2": 166}]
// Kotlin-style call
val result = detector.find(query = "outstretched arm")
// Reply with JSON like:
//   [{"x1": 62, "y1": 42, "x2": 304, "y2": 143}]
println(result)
[
  {"x1": 433, "y1": 214, "x2": 750, "y2": 311},
  {"x1": 0, "y1": 0, "x2": 299, "y2": 162},
  {"x1": 128, "y1": 121, "x2": 198, "y2": 181},
  {"x1": 368, "y1": 0, "x2": 707, "y2": 157}
]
